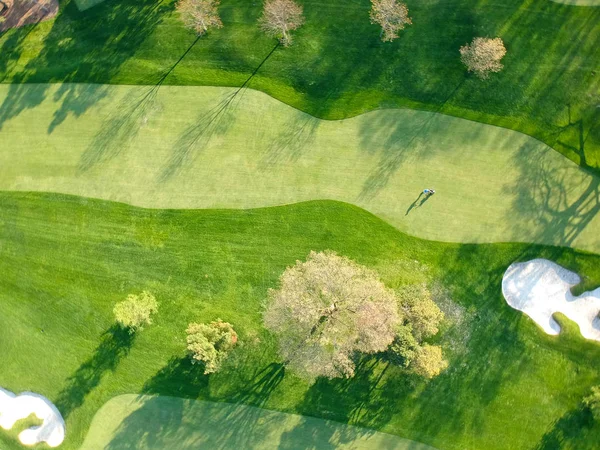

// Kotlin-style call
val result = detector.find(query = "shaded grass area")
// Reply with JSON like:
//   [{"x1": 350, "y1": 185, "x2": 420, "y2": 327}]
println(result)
[
  {"x1": 0, "y1": 192, "x2": 600, "y2": 449},
  {"x1": 73, "y1": 0, "x2": 108, "y2": 12},
  {"x1": 0, "y1": 0, "x2": 598, "y2": 170},
  {"x1": 80, "y1": 395, "x2": 437, "y2": 449},
  {"x1": 1, "y1": 84, "x2": 600, "y2": 252}
]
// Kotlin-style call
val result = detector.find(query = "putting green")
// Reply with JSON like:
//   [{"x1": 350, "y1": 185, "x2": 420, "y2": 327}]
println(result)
[
  {"x1": 1, "y1": 83, "x2": 599, "y2": 252},
  {"x1": 80, "y1": 395, "x2": 436, "y2": 449}
]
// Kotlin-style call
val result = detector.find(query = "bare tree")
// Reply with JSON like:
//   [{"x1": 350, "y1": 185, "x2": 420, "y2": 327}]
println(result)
[
  {"x1": 460, "y1": 37, "x2": 507, "y2": 79},
  {"x1": 177, "y1": 0, "x2": 223, "y2": 36},
  {"x1": 259, "y1": 0, "x2": 305, "y2": 47},
  {"x1": 264, "y1": 251, "x2": 400, "y2": 381},
  {"x1": 369, "y1": 0, "x2": 412, "y2": 42}
]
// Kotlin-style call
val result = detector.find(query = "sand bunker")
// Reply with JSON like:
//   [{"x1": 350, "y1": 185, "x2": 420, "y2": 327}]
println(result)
[
  {"x1": 0, "y1": 387, "x2": 65, "y2": 447},
  {"x1": 502, "y1": 259, "x2": 600, "y2": 341}
]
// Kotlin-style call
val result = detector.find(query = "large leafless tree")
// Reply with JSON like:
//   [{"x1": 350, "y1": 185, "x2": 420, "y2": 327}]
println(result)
[
  {"x1": 177, "y1": 0, "x2": 223, "y2": 36},
  {"x1": 259, "y1": 0, "x2": 305, "y2": 47},
  {"x1": 369, "y1": 0, "x2": 412, "y2": 42}
]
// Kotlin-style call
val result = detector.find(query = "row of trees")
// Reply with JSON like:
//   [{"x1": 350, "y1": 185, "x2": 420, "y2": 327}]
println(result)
[
  {"x1": 112, "y1": 251, "x2": 449, "y2": 382},
  {"x1": 176, "y1": 0, "x2": 506, "y2": 78},
  {"x1": 265, "y1": 251, "x2": 447, "y2": 381},
  {"x1": 113, "y1": 291, "x2": 240, "y2": 374}
]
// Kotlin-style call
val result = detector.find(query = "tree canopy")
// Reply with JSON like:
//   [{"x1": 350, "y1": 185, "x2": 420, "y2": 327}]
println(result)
[
  {"x1": 265, "y1": 251, "x2": 401, "y2": 380},
  {"x1": 113, "y1": 291, "x2": 158, "y2": 333},
  {"x1": 177, "y1": 0, "x2": 223, "y2": 36},
  {"x1": 460, "y1": 37, "x2": 507, "y2": 79},
  {"x1": 259, "y1": 0, "x2": 305, "y2": 47},
  {"x1": 369, "y1": 0, "x2": 412, "y2": 42},
  {"x1": 186, "y1": 319, "x2": 239, "y2": 374}
]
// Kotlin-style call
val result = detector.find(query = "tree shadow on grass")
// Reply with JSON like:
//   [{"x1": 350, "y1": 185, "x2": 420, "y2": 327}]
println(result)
[
  {"x1": 141, "y1": 356, "x2": 209, "y2": 399},
  {"x1": 506, "y1": 140, "x2": 600, "y2": 249},
  {"x1": 0, "y1": 0, "x2": 173, "y2": 132},
  {"x1": 534, "y1": 406, "x2": 599, "y2": 450},
  {"x1": 357, "y1": 81, "x2": 466, "y2": 201},
  {"x1": 78, "y1": 35, "x2": 203, "y2": 172},
  {"x1": 259, "y1": 112, "x2": 320, "y2": 168},
  {"x1": 54, "y1": 324, "x2": 135, "y2": 419},
  {"x1": 158, "y1": 43, "x2": 281, "y2": 183},
  {"x1": 100, "y1": 355, "x2": 287, "y2": 449}
]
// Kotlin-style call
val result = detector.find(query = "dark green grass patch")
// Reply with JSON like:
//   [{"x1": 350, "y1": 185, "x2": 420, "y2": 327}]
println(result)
[
  {"x1": 0, "y1": 0, "x2": 599, "y2": 169},
  {"x1": 0, "y1": 192, "x2": 599, "y2": 449}
]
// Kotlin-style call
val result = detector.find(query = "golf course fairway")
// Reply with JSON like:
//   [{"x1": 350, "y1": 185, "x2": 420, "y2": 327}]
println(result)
[
  {"x1": 2, "y1": 83, "x2": 598, "y2": 252},
  {"x1": 80, "y1": 395, "x2": 437, "y2": 449}
]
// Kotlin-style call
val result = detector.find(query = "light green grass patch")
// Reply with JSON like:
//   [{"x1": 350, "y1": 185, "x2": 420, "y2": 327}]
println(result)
[
  {"x1": 80, "y1": 395, "x2": 437, "y2": 449},
  {"x1": 1, "y1": 83, "x2": 599, "y2": 252},
  {"x1": 74, "y1": 0, "x2": 109, "y2": 11},
  {"x1": 550, "y1": 0, "x2": 600, "y2": 5}
]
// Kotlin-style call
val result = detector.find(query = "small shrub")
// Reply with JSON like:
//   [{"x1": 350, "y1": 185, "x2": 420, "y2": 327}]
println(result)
[
  {"x1": 411, "y1": 344, "x2": 448, "y2": 379},
  {"x1": 113, "y1": 291, "x2": 158, "y2": 333},
  {"x1": 584, "y1": 386, "x2": 600, "y2": 421},
  {"x1": 186, "y1": 319, "x2": 238, "y2": 374}
]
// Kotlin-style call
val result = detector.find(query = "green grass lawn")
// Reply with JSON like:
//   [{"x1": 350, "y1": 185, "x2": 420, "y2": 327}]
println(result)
[
  {"x1": 73, "y1": 0, "x2": 109, "y2": 12},
  {"x1": 80, "y1": 395, "x2": 437, "y2": 449},
  {"x1": 0, "y1": 192, "x2": 599, "y2": 450},
  {"x1": 0, "y1": 0, "x2": 598, "y2": 171},
  {"x1": 1, "y1": 84, "x2": 599, "y2": 253}
]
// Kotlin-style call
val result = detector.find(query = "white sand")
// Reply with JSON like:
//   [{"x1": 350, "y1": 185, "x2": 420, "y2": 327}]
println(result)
[
  {"x1": 0, "y1": 387, "x2": 65, "y2": 447},
  {"x1": 502, "y1": 258, "x2": 600, "y2": 341}
]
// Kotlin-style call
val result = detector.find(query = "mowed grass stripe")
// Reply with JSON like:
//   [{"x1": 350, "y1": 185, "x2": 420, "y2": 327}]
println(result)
[
  {"x1": 1, "y1": 83, "x2": 599, "y2": 252},
  {"x1": 1, "y1": 0, "x2": 599, "y2": 169},
  {"x1": 80, "y1": 395, "x2": 438, "y2": 449},
  {"x1": 1, "y1": 193, "x2": 599, "y2": 450}
]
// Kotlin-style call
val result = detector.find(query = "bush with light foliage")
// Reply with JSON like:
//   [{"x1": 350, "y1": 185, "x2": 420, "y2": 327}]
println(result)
[
  {"x1": 186, "y1": 319, "x2": 238, "y2": 374},
  {"x1": 411, "y1": 344, "x2": 448, "y2": 379},
  {"x1": 460, "y1": 37, "x2": 506, "y2": 79},
  {"x1": 113, "y1": 291, "x2": 158, "y2": 333},
  {"x1": 387, "y1": 283, "x2": 447, "y2": 378},
  {"x1": 584, "y1": 386, "x2": 600, "y2": 421}
]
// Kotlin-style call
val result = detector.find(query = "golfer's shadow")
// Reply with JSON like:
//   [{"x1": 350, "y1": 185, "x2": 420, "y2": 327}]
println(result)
[{"x1": 406, "y1": 191, "x2": 434, "y2": 215}]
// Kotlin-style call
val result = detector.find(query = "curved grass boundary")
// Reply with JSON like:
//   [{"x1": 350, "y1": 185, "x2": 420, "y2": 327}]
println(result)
[
  {"x1": 1, "y1": 83, "x2": 599, "y2": 253},
  {"x1": 1, "y1": 0, "x2": 599, "y2": 172},
  {"x1": 1, "y1": 193, "x2": 600, "y2": 449},
  {"x1": 79, "y1": 395, "x2": 437, "y2": 449}
]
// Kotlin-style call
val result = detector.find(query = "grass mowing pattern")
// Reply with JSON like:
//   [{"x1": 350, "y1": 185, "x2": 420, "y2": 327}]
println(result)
[
  {"x1": 551, "y1": 0, "x2": 600, "y2": 5},
  {"x1": 73, "y1": 0, "x2": 109, "y2": 12},
  {"x1": 80, "y1": 395, "x2": 437, "y2": 449},
  {"x1": 1, "y1": 84, "x2": 599, "y2": 253},
  {"x1": 0, "y1": 192, "x2": 599, "y2": 449},
  {"x1": 0, "y1": 0, "x2": 598, "y2": 171}
]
